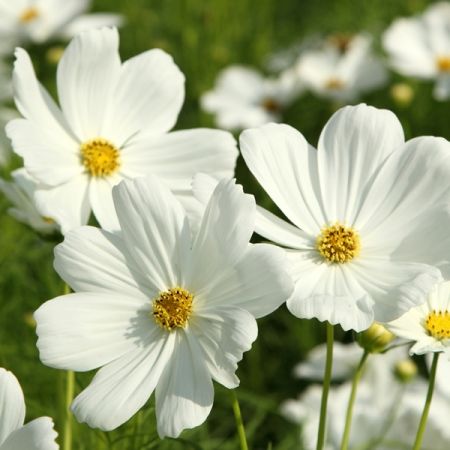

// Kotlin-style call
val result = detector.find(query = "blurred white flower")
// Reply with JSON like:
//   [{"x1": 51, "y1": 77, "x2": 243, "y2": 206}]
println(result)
[
  {"x1": 0, "y1": 168, "x2": 59, "y2": 234},
  {"x1": 388, "y1": 280, "x2": 450, "y2": 357},
  {"x1": 0, "y1": 0, "x2": 123, "y2": 45},
  {"x1": 0, "y1": 368, "x2": 58, "y2": 450},
  {"x1": 34, "y1": 176, "x2": 293, "y2": 438},
  {"x1": 201, "y1": 65, "x2": 303, "y2": 130},
  {"x1": 297, "y1": 33, "x2": 387, "y2": 102},
  {"x1": 6, "y1": 27, "x2": 238, "y2": 233},
  {"x1": 383, "y1": 2, "x2": 450, "y2": 101},
  {"x1": 240, "y1": 103, "x2": 450, "y2": 331}
]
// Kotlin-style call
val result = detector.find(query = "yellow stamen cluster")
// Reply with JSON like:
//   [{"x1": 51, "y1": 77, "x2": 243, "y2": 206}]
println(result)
[
  {"x1": 316, "y1": 223, "x2": 361, "y2": 263},
  {"x1": 80, "y1": 138, "x2": 120, "y2": 177},
  {"x1": 325, "y1": 77, "x2": 344, "y2": 90},
  {"x1": 152, "y1": 287, "x2": 193, "y2": 331},
  {"x1": 424, "y1": 310, "x2": 450, "y2": 340},
  {"x1": 262, "y1": 98, "x2": 281, "y2": 113},
  {"x1": 436, "y1": 56, "x2": 450, "y2": 73},
  {"x1": 20, "y1": 7, "x2": 39, "y2": 23}
]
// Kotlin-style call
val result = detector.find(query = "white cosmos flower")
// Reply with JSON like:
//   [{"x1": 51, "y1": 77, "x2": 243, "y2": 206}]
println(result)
[
  {"x1": 383, "y1": 2, "x2": 450, "y2": 101},
  {"x1": 200, "y1": 65, "x2": 303, "y2": 130},
  {"x1": 0, "y1": 368, "x2": 58, "y2": 450},
  {"x1": 0, "y1": 168, "x2": 59, "y2": 234},
  {"x1": 0, "y1": 0, "x2": 123, "y2": 45},
  {"x1": 240, "y1": 103, "x2": 450, "y2": 331},
  {"x1": 296, "y1": 33, "x2": 387, "y2": 102},
  {"x1": 6, "y1": 27, "x2": 238, "y2": 233},
  {"x1": 388, "y1": 280, "x2": 450, "y2": 357},
  {"x1": 34, "y1": 176, "x2": 293, "y2": 438}
]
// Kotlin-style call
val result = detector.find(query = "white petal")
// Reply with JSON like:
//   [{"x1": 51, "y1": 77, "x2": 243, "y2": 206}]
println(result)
[
  {"x1": 54, "y1": 226, "x2": 152, "y2": 296},
  {"x1": 352, "y1": 259, "x2": 441, "y2": 323},
  {"x1": 285, "y1": 254, "x2": 374, "y2": 332},
  {"x1": 71, "y1": 329, "x2": 175, "y2": 431},
  {"x1": 35, "y1": 292, "x2": 151, "y2": 371},
  {"x1": 240, "y1": 123, "x2": 325, "y2": 235},
  {"x1": 0, "y1": 369, "x2": 25, "y2": 445},
  {"x1": 409, "y1": 338, "x2": 444, "y2": 355},
  {"x1": 6, "y1": 118, "x2": 81, "y2": 186},
  {"x1": 191, "y1": 307, "x2": 258, "y2": 388},
  {"x1": 112, "y1": 176, "x2": 189, "y2": 290},
  {"x1": 10, "y1": 48, "x2": 76, "y2": 146},
  {"x1": 195, "y1": 243, "x2": 293, "y2": 319},
  {"x1": 34, "y1": 174, "x2": 90, "y2": 234},
  {"x1": 61, "y1": 13, "x2": 125, "y2": 39},
  {"x1": 120, "y1": 128, "x2": 238, "y2": 191},
  {"x1": 104, "y1": 49, "x2": 185, "y2": 144},
  {"x1": 0, "y1": 418, "x2": 58, "y2": 450},
  {"x1": 88, "y1": 175, "x2": 121, "y2": 232},
  {"x1": 57, "y1": 27, "x2": 121, "y2": 139},
  {"x1": 433, "y1": 74, "x2": 450, "y2": 101},
  {"x1": 185, "y1": 179, "x2": 254, "y2": 291},
  {"x1": 317, "y1": 104, "x2": 404, "y2": 224},
  {"x1": 387, "y1": 304, "x2": 429, "y2": 342},
  {"x1": 156, "y1": 331, "x2": 214, "y2": 438}
]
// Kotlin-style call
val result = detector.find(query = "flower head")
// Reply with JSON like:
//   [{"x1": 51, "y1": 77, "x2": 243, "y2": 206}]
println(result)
[
  {"x1": 383, "y1": 2, "x2": 450, "y2": 100},
  {"x1": 6, "y1": 27, "x2": 238, "y2": 233},
  {"x1": 240, "y1": 103, "x2": 450, "y2": 331},
  {"x1": 34, "y1": 176, "x2": 293, "y2": 437},
  {"x1": 388, "y1": 280, "x2": 450, "y2": 356},
  {"x1": 0, "y1": 368, "x2": 58, "y2": 450}
]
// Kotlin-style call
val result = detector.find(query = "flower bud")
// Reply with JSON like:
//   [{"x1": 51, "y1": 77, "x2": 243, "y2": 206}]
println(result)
[
  {"x1": 357, "y1": 322, "x2": 395, "y2": 353},
  {"x1": 390, "y1": 83, "x2": 414, "y2": 107},
  {"x1": 394, "y1": 359, "x2": 418, "y2": 383}
]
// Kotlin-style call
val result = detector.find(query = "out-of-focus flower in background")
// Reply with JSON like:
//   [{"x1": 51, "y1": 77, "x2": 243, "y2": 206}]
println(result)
[
  {"x1": 0, "y1": 168, "x2": 59, "y2": 235},
  {"x1": 200, "y1": 65, "x2": 303, "y2": 130},
  {"x1": 296, "y1": 33, "x2": 388, "y2": 102},
  {"x1": 0, "y1": 368, "x2": 59, "y2": 450},
  {"x1": 0, "y1": 0, "x2": 123, "y2": 47},
  {"x1": 383, "y1": 2, "x2": 450, "y2": 101}
]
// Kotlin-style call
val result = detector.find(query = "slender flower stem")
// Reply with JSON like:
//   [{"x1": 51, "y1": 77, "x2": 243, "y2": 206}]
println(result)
[
  {"x1": 339, "y1": 350, "x2": 369, "y2": 450},
  {"x1": 231, "y1": 390, "x2": 249, "y2": 450},
  {"x1": 316, "y1": 322, "x2": 334, "y2": 450},
  {"x1": 412, "y1": 352, "x2": 440, "y2": 450},
  {"x1": 62, "y1": 283, "x2": 74, "y2": 450}
]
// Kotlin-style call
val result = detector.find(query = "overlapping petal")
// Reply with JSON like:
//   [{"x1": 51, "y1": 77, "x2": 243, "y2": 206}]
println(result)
[{"x1": 0, "y1": 418, "x2": 58, "y2": 450}]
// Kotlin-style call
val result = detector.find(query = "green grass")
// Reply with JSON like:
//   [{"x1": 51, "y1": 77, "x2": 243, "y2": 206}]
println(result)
[{"x1": 0, "y1": 0, "x2": 446, "y2": 448}]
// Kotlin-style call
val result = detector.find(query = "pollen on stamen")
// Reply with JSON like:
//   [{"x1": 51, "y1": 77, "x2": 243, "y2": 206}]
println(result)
[
  {"x1": 152, "y1": 287, "x2": 193, "y2": 331},
  {"x1": 80, "y1": 138, "x2": 120, "y2": 177},
  {"x1": 325, "y1": 77, "x2": 345, "y2": 90},
  {"x1": 316, "y1": 222, "x2": 361, "y2": 263},
  {"x1": 20, "y1": 7, "x2": 39, "y2": 23},
  {"x1": 424, "y1": 309, "x2": 450, "y2": 340},
  {"x1": 436, "y1": 56, "x2": 450, "y2": 73}
]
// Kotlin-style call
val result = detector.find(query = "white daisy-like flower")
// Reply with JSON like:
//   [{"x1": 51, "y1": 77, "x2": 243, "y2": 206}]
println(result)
[
  {"x1": 240, "y1": 103, "x2": 450, "y2": 331},
  {"x1": 383, "y1": 2, "x2": 450, "y2": 101},
  {"x1": 6, "y1": 27, "x2": 238, "y2": 233},
  {"x1": 0, "y1": 0, "x2": 123, "y2": 45},
  {"x1": 388, "y1": 280, "x2": 450, "y2": 357},
  {"x1": 0, "y1": 368, "x2": 58, "y2": 450},
  {"x1": 296, "y1": 33, "x2": 387, "y2": 102},
  {"x1": 200, "y1": 65, "x2": 303, "y2": 130},
  {"x1": 0, "y1": 168, "x2": 59, "y2": 234},
  {"x1": 34, "y1": 176, "x2": 293, "y2": 438}
]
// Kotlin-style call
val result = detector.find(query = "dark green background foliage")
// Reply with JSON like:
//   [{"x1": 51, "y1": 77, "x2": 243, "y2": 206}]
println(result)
[{"x1": 0, "y1": 0, "x2": 445, "y2": 448}]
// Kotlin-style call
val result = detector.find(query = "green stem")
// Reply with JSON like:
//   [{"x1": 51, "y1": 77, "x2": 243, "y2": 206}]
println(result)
[
  {"x1": 231, "y1": 390, "x2": 249, "y2": 450},
  {"x1": 340, "y1": 350, "x2": 369, "y2": 450},
  {"x1": 412, "y1": 352, "x2": 440, "y2": 450},
  {"x1": 316, "y1": 322, "x2": 334, "y2": 450}
]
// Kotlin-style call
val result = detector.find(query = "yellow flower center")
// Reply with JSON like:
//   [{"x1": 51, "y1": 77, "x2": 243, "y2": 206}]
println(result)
[
  {"x1": 80, "y1": 138, "x2": 120, "y2": 177},
  {"x1": 325, "y1": 77, "x2": 344, "y2": 90},
  {"x1": 152, "y1": 287, "x2": 193, "y2": 331},
  {"x1": 436, "y1": 56, "x2": 450, "y2": 73},
  {"x1": 425, "y1": 310, "x2": 450, "y2": 340},
  {"x1": 262, "y1": 98, "x2": 281, "y2": 113},
  {"x1": 20, "y1": 7, "x2": 39, "y2": 23},
  {"x1": 316, "y1": 223, "x2": 361, "y2": 263}
]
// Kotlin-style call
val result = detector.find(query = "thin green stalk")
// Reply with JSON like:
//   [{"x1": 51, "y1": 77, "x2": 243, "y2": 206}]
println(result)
[
  {"x1": 231, "y1": 390, "x2": 249, "y2": 450},
  {"x1": 316, "y1": 323, "x2": 334, "y2": 450},
  {"x1": 340, "y1": 350, "x2": 369, "y2": 450},
  {"x1": 412, "y1": 352, "x2": 440, "y2": 450}
]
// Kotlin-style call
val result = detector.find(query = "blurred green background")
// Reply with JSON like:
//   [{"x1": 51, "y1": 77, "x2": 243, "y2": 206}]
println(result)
[{"x1": 0, "y1": 0, "x2": 447, "y2": 448}]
